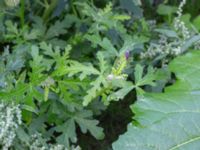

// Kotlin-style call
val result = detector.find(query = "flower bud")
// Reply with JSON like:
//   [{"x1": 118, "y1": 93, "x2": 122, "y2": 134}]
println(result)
[
  {"x1": 125, "y1": 50, "x2": 130, "y2": 60},
  {"x1": 107, "y1": 74, "x2": 114, "y2": 80}
]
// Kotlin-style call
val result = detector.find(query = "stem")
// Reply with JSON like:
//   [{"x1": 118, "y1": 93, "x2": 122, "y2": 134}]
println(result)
[
  {"x1": 44, "y1": 86, "x2": 49, "y2": 101},
  {"x1": 71, "y1": 0, "x2": 78, "y2": 17},
  {"x1": 90, "y1": 0, "x2": 94, "y2": 5},
  {"x1": 36, "y1": 0, "x2": 46, "y2": 7},
  {"x1": 42, "y1": 0, "x2": 59, "y2": 22},
  {"x1": 168, "y1": 14, "x2": 172, "y2": 24},
  {"x1": 20, "y1": 0, "x2": 25, "y2": 27}
]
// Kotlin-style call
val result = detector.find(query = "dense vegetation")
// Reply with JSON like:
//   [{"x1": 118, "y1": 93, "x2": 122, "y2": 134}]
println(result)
[{"x1": 1, "y1": 0, "x2": 200, "y2": 149}]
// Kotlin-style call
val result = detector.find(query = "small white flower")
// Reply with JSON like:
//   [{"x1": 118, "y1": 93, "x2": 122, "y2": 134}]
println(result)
[
  {"x1": 107, "y1": 74, "x2": 114, "y2": 80},
  {"x1": 174, "y1": 0, "x2": 190, "y2": 40},
  {"x1": 0, "y1": 103, "x2": 22, "y2": 149},
  {"x1": 173, "y1": 47, "x2": 182, "y2": 55}
]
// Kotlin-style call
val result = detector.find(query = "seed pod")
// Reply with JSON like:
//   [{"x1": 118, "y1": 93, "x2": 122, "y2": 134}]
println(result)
[{"x1": 4, "y1": 0, "x2": 20, "y2": 7}]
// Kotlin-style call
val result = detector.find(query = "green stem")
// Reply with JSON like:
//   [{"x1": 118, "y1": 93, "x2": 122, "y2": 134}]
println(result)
[
  {"x1": 71, "y1": 0, "x2": 78, "y2": 17},
  {"x1": 20, "y1": 0, "x2": 25, "y2": 27},
  {"x1": 36, "y1": 0, "x2": 46, "y2": 7},
  {"x1": 44, "y1": 86, "x2": 49, "y2": 101},
  {"x1": 90, "y1": 0, "x2": 94, "y2": 5},
  {"x1": 168, "y1": 14, "x2": 172, "y2": 24},
  {"x1": 42, "y1": 0, "x2": 59, "y2": 22}
]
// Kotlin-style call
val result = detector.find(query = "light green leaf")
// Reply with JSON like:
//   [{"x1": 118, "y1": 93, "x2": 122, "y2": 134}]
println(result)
[
  {"x1": 65, "y1": 61, "x2": 100, "y2": 80},
  {"x1": 97, "y1": 52, "x2": 108, "y2": 73},
  {"x1": 83, "y1": 75, "x2": 106, "y2": 106}
]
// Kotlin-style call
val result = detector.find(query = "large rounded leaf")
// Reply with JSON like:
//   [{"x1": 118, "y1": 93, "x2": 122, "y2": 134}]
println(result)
[{"x1": 113, "y1": 51, "x2": 200, "y2": 150}]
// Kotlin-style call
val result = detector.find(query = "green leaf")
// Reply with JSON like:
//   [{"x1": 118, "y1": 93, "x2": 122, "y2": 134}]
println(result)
[
  {"x1": 113, "y1": 51, "x2": 200, "y2": 150},
  {"x1": 154, "y1": 29, "x2": 178, "y2": 38},
  {"x1": 5, "y1": 20, "x2": 18, "y2": 35},
  {"x1": 64, "y1": 61, "x2": 100, "y2": 80},
  {"x1": 181, "y1": 35, "x2": 200, "y2": 52},
  {"x1": 78, "y1": 2, "x2": 127, "y2": 33},
  {"x1": 97, "y1": 52, "x2": 108, "y2": 74},
  {"x1": 21, "y1": 104, "x2": 39, "y2": 114},
  {"x1": 118, "y1": 35, "x2": 138, "y2": 55},
  {"x1": 134, "y1": 64, "x2": 156, "y2": 94},
  {"x1": 55, "y1": 110, "x2": 104, "y2": 147},
  {"x1": 55, "y1": 119, "x2": 77, "y2": 147},
  {"x1": 65, "y1": 52, "x2": 109, "y2": 106},
  {"x1": 193, "y1": 15, "x2": 200, "y2": 31},
  {"x1": 120, "y1": 0, "x2": 143, "y2": 18},
  {"x1": 100, "y1": 38, "x2": 118, "y2": 56},
  {"x1": 45, "y1": 15, "x2": 75, "y2": 40},
  {"x1": 157, "y1": 4, "x2": 177, "y2": 16},
  {"x1": 74, "y1": 110, "x2": 105, "y2": 140},
  {"x1": 83, "y1": 75, "x2": 106, "y2": 106},
  {"x1": 32, "y1": 16, "x2": 46, "y2": 38},
  {"x1": 0, "y1": 82, "x2": 28, "y2": 101},
  {"x1": 16, "y1": 127, "x2": 30, "y2": 144},
  {"x1": 107, "y1": 83, "x2": 134, "y2": 102},
  {"x1": 113, "y1": 116, "x2": 200, "y2": 150}
]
